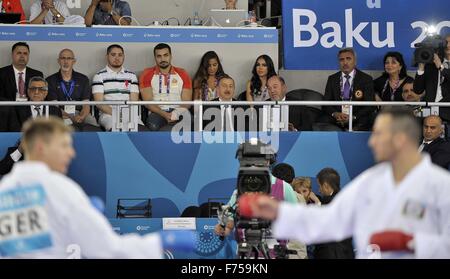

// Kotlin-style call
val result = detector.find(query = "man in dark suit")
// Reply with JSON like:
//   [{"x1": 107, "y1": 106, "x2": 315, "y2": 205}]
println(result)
[
  {"x1": 419, "y1": 115, "x2": 450, "y2": 170},
  {"x1": 14, "y1": 76, "x2": 62, "y2": 129},
  {"x1": 323, "y1": 48, "x2": 376, "y2": 131},
  {"x1": 0, "y1": 42, "x2": 43, "y2": 101},
  {"x1": 203, "y1": 74, "x2": 253, "y2": 132},
  {"x1": 414, "y1": 35, "x2": 450, "y2": 123}
]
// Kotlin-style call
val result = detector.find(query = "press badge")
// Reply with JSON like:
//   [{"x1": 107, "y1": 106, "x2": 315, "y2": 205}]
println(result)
[
  {"x1": 342, "y1": 105, "x2": 350, "y2": 115},
  {"x1": 402, "y1": 199, "x2": 426, "y2": 220},
  {"x1": 431, "y1": 106, "x2": 440, "y2": 116},
  {"x1": 64, "y1": 105, "x2": 76, "y2": 115},
  {"x1": 0, "y1": 185, "x2": 53, "y2": 257}
]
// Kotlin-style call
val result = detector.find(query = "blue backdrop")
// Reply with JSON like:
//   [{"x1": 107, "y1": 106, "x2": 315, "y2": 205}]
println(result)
[
  {"x1": 0, "y1": 132, "x2": 375, "y2": 218},
  {"x1": 282, "y1": 0, "x2": 450, "y2": 70}
]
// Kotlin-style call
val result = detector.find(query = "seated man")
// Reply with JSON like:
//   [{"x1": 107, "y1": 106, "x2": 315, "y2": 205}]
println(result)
[
  {"x1": 30, "y1": 0, "x2": 70, "y2": 24},
  {"x1": 323, "y1": 48, "x2": 376, "y2": 131},
  {"x1": 140, "y1": 43, "x2": 192, "y2": 131},
  {"x1": 15, "y1": 76, "x2": 62, "y2": 128},
  {"x1": 202, "y1": 74, "x2": 252, "y2": 132},
  {"x1": 46, "y1": 49, "x2": 100, "y2": 131},
  {"x1": 85, "y1": 0, "x2": 131, "y2": 27},
  {"x1": 92, "y1": 44, "x2": 141, "y2": 131},
  {"x1": 419, "y1": 115, "x2": 450, "y2": 170}
]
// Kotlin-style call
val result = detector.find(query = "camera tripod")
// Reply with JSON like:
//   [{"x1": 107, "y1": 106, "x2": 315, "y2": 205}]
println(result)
[{"x1": 237, "y1": 228, "x2": 271, "y2": 259}]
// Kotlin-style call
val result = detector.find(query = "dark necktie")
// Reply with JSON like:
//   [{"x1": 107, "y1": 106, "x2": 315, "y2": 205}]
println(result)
[
  {"x1": 343, "y1": 74, "x2": 351, "y2": 100},
  {"x1": 34, "y1": 106, "x2": 42, "y2": 117},
  {"x1": 18, "y1": 72, "x2": 25, "y2": 98}
]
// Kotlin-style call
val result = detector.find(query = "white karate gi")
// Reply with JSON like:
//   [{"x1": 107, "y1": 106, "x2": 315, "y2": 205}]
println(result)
[{"x1": 273, "y1": 155, "x2": 450, "y2": 259}]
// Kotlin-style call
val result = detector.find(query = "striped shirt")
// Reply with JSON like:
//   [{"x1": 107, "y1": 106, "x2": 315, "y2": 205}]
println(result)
[{"x1": 92, "y1": 66, "x2": 139, "y2": 101}]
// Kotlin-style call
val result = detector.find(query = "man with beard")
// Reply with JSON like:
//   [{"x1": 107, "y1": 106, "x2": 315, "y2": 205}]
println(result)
[
  {"x1": 139, "y1": 43, "x2": 192, "y2": 131},
  {"x1": 46, "y1": 49, "x2": 100, "y2": 131},
  {"x1": 92, "y1": 44, "x2": 140, "y2": 131}
]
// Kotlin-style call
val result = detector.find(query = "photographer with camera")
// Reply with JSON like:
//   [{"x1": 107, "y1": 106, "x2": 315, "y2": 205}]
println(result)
[
  {"x1": 414, "y1": 34, "x2": 450, "y2": 123},
  {"x1": 214, "y1": 140, "x2": 298, "y2": 259}
]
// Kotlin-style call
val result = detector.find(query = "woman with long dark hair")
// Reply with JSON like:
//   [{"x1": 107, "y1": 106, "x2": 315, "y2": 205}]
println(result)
[
  {"x1": 374, "y1": 51, "x2": 413, "y2": 102},
  {"x1": 246, "y1": 55, "x2": 277, "y2": 102},
  {"x1": 192, "y1": 51, "x2": 226, "y2": 101}
]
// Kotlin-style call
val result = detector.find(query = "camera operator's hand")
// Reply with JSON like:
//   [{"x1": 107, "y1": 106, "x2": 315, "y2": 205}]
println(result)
[
  {"x1": 238, "y1": 193, "x2": 279, "y2": 220},
  {"x1": 433, "y1": 53, "x2": 442, "y2": 69},
  {"x1": 214, "y1": 220, "x2": 234, "y2": 237},
  {"x1": 418, "y1": 63, "x2": 425, "y2": 72}
]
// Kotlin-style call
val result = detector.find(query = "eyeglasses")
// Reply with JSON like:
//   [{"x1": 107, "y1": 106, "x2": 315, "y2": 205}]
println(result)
[
  {"x1": 28, "y1": 86, "x2": 48, "y2": 93},
  {"x1": 59, "y1": 57, "x2": 75, "y2": 61}
]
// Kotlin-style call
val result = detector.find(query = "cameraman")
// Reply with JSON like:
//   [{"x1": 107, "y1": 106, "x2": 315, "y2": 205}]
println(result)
[
  {"x1": 214, "y1": 162, "x2": 298, "y2": 249},
  {"x1": 414, "y1": 34, "x2": 450, "y2": 123}
]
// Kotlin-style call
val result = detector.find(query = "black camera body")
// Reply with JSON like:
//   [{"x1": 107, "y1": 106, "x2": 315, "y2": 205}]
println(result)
[{"x1": 414, "y1": 34, "x2": 447, "y2": 65}]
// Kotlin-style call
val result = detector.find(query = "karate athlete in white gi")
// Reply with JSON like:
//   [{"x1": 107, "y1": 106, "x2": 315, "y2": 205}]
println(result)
[
  {"x1": 0, "y1": 117, "x2": 195, "y2": 258},
  {"x1": 239, "y1": 108, "x2": 450, "y2": 259}
]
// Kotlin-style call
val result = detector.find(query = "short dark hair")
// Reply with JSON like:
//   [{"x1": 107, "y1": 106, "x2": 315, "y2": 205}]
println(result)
[
  {"x1": 12, "y1": 42, "x2": 29, "y2": 53},
  {"x1": 107, "y1": 44, "x2": 124, "y2": 55},
  {"x1": 316, "y1": 168, "x2": 340, "y2": 193},
  {"x1": 378, "y1": 107, "x2": 421, "y2": 143},
  {"x1": 272, "y1": 163, "x2": 295, "y2": 184},
  {"x1": 218, "y1": 74, "x2": 234, "y2": 85},
  {"x1": 154, "y1": 43, "x2": 172, "y2": 56}
]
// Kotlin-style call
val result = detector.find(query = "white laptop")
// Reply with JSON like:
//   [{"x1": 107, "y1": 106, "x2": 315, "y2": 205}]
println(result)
[{"x1": 209, "y1": 9, "x2": 248, "y2": 27}]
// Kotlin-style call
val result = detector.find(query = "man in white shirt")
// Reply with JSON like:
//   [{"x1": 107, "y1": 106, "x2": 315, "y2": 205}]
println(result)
[
  {"x1": 240, "y1": 107, "x2": 450, "y2": 258},
  {"x1": 30, "y1": 0, "x2": 70, "y2": 24},
  {"x1": 0, "y1": 117, "x2": 195, "y2": 258},
  {"x1": 414, "y1": 34, "x2": 450, "y2": 122}
]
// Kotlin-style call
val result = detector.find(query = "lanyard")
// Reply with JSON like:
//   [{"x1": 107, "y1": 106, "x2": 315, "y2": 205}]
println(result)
[
  {"x1": 159, "y1": 73, "x2": 171, "y2": 94},
  {"x1": 60, "y1": 80, "x2": 75, "y2": 100}
]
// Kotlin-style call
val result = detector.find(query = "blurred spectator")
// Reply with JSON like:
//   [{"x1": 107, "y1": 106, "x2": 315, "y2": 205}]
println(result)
[
  {"x1": 92, "y1": 44, "x2": 140, "y2": 131},
  {"x1": 1, "y1": 0, "x2": 25, "y2": 22},
  {"x1": 140, "y1": 43, "x2": 192, "y2": 131},
  {"x1": 291, "y1": 176, "x2": 321, "y2": 205},
  {"x1": 419, "y1": 115, "x2": 450, "y2": 169},
  {"x1": 246, "y1": 55, "x2": 277, "y2": 102},
  {"x1": 374, "y1": 51, "x2": 413, "y2": 102},
  {"x1": 30, "y1": 0, "x2": 70, "y2": 24},
  {"x1": 402, "y1": 80, "x2": 422, "y2": 102},
  {"x1": 414, "y1": 34, "x2": 450, "y2": 123},
  {"x1": 290, "y1": 177, "x2": 309, "y2": 204},
  {"x1": 193, "y1": 51, "x2": 225, "y2": 101},
  {"x1": 272, "y1": 163, "x2": 295, "y2": 184},
  {"x1": 313, "y1": 168, "x2": 355, "y2": 259},
  {"x1": 224, "y1": 0, "x2": 238, "y2": 10},
  {"x1": 46, "y1": 49, "x2": 100, "y2": 131},
  {"x1": 85, "y1": 0, "x2": 131, "y2": 27},
  {"x1": 323, "y1": 48, "x2": 376, "y2": 131}
]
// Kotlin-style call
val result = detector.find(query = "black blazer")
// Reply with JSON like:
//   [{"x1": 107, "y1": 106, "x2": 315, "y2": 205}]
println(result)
[
  {"x1": 0, "y1": 106, "x2": 21, "y2": 132},
  {"x1": 374, "y1": 75, "x2": 414, "y2": 101},
  {"x1": 323, "y1": 69, "x2": 376, "y2": 131},
  {"x1": 423, "y1": 137, "x2": 450, "y2": 170},
  {"x1": 16, "y1": 105, "x2": 62, "y2": 129},
  {"x1": 414, "y1": 64, "x2": 450, "y2": 121},
  {"x1": 0, "y1": 144, "x2": 22, "y2": 176},
  {"x1": 202, "y1": 98, "x2": 253, "y2": 131},
  {"x1": 0, "y1": 65, "x2": 43, "y2": 101},
  {"x1": 313, "y1": 192, "x2": 355, "y2": 259}
]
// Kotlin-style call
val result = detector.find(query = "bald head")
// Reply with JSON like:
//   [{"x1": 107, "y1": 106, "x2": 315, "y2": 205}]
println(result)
[{"x1": 423, "y1": 115, "x2": 443, "y2": 142}]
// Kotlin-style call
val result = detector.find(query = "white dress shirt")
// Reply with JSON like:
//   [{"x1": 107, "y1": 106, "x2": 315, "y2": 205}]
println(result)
[{"x1": 340, "y1": 69, "x2": 356, "y2": 93}]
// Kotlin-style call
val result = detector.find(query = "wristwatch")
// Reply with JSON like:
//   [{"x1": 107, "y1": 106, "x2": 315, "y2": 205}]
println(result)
[{"x1": 55, "y1": 13, "x2": 61, "y2": 19}]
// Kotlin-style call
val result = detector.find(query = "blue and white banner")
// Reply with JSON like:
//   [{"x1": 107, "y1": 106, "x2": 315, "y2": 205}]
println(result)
[
  {"x1": 282, "y1": 0, "x2": 450, "y2": 70},
  {"x1": 0, "y1": 25, "x2": 277, "y2": 44}
]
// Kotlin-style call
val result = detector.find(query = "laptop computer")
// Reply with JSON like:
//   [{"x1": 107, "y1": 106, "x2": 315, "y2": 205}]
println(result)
[
  {"x1": 0, "y1": 13, "x2": 21, "y2": 24},
  {"x1": 209, "y1": 9, "x2": 248, "y2": 27}
]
